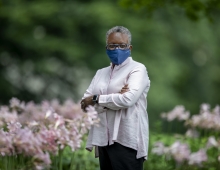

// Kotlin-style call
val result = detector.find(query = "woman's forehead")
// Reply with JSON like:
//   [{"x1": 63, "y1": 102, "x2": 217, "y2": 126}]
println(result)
[{"x1": 107, "y1": 32, "x2": 128, "y2": 44}]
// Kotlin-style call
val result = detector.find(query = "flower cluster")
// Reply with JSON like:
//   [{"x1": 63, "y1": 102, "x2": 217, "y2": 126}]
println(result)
[
  {"x1": 186, "y1": 104, "x2": 220, "y2": 131},
  {"x1": 0, "y1": 98, "x2": 99, "y2": 169},
  {"x1": 154, "y1": 104, "x2": 220, "y2": 168},
  {"x1": 152, "y1": 136, "x2": 220, "y2": 166},
  {"x1": 161, "y1": 105, "x2": 190, "y2": 121}
]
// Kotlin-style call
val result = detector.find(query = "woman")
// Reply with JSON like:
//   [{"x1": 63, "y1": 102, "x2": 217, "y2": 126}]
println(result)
[{"x1": 81, "y1": 26, "x2": 150, "y2": 170}]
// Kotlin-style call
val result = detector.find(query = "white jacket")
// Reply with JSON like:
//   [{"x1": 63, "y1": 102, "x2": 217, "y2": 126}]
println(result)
[{"x1": 83, "y1": 57, "x2": 150, "y2": 159}]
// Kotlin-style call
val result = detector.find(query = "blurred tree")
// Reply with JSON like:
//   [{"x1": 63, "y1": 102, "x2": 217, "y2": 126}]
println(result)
[
  {"x1": 0, "y1": 0, "x2": 219, "y2": 131},
  {"x1": 0, "y1": 0, "x2": 108, "y2": 103},
  {"x1": 118, "y1": 0, "x2": 220, "y2": 21}
]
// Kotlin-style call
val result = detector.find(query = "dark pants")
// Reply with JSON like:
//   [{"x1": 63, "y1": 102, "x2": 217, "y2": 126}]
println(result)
[{"x1": 98, "y1": 142, "x2": 144, "y2": 170}]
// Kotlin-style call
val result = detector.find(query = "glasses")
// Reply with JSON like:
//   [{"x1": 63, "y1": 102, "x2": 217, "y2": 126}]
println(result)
[{"x1": 106, "y1": 43, "x2": 130, "y2": 50}]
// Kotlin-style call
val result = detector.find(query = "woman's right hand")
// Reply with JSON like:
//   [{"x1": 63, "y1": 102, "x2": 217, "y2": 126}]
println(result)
[{"x1": 120, "y1": 84, "x2": 129, "y2": 94}]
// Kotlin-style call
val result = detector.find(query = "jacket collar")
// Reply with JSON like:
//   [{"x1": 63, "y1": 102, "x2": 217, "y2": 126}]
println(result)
[{"x1": 110, "y1": 57, "x2": 132, "y2": 70}]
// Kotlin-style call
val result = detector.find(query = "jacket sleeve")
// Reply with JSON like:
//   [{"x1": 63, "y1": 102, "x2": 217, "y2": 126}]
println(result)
[
  {"x1": 82, "y1": 70, "x2": 108, "y2": 113},
  {"x1": 98, "y1": 65, "x2": 150, "y2": 110}
]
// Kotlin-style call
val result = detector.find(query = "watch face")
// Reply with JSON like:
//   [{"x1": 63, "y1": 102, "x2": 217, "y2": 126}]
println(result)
[{"x1": 93, "y1": 95, "x2": 97, "y2": 101}]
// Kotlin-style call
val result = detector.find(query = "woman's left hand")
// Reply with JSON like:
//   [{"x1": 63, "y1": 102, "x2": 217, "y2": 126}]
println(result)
[
  {"x1": 120, "y1": 84, "x2": 129, "y2": 94},
  {"x1": 81, "y1": 96, "x2": 95, "y2": 112}
]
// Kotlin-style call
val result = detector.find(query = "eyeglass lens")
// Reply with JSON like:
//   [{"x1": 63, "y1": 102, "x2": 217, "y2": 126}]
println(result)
[{"x1": 106, "y1": 44, "x2": 129, "y2": 50}]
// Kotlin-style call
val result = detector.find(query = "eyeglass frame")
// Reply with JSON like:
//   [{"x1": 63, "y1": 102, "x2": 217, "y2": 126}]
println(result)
[{"x1": 106, "y1": 43, "x2": 131, "y2": 50}]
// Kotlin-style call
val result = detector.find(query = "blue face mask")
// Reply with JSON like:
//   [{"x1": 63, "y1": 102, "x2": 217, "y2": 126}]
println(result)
[{"x1": 106, "y1": 49, "x2": 131, "y2": 65}]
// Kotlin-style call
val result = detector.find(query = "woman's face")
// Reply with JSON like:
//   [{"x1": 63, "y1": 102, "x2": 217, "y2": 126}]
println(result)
[{"x1": 107, "y1": 32, "x2": 132, "y2": 50}]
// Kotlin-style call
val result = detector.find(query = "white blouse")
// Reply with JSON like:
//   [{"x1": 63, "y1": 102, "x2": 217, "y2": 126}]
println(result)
[{"x1": 82, "y1": 57, "x2": 150, "y2": 159}]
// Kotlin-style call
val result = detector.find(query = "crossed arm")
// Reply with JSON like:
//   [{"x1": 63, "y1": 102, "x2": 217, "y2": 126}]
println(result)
[
  {"x1": 80, "y1": 84, "x2": 129, "y2": 112},
  {"x1": 81, "y1": 66, "x2": 150, "y2": 112}
]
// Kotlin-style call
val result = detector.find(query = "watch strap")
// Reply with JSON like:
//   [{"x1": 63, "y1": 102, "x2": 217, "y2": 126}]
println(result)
[{"x1": 92, "y1": 95, "x2": 99, "y2": 103}]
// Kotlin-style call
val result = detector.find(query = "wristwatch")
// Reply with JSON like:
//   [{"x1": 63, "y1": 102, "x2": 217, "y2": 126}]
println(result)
[{"x1": 92, "y1": 95, "x2": 99, "y2": 104}]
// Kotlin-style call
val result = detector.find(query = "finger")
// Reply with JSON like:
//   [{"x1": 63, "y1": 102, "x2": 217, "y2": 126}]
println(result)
[
  {"x1": 120, "y1": 89, "x2": 128, "y2": 94},
  {"x1": 83, "y1": 105, "x2": 88, "y2": 112},
  {"x1": 81, "y1": 100, "x2": 86, "y2": 110},
  {"x1": 81, "y1": 103, "x2": 84, "y2": 110},
  {"x1": 122, "y1": 87, "x2": 129, "y2": 90}
]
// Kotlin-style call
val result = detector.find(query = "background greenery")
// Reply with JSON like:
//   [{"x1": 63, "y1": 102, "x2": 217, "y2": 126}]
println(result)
[
  {"x1": 1, "y1": 0, "x2": 219, "y2": 127},
  {"x1": 0, "y1": 0, "x2": 220, "y2": 169}
]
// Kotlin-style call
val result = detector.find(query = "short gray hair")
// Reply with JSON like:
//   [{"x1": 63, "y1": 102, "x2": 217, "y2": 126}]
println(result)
[{"x1": 106, "y1": 26, "x2": 132, "y2": 44}]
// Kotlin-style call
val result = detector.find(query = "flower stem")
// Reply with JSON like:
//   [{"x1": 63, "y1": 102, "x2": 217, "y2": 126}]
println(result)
[
  {"x1": 59, "y1": 147, "x2": 64, "y2": 170},
  {"x1": 70, "y1": 151, "x2": 75, "y2": 170}
]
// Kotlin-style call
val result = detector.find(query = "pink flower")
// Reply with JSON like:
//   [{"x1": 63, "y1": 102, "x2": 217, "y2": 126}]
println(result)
[
  {"x1": 200, "y1": 103, "x2": 210, "y2": 113},
  {"x1": 213, "y1": 105, "x2": 220, "y2": 116},
  {"x1": 188, "y1": 149, "x2": 208, "y2": 166},
  {"x1": 38, "y1": 128, "x2": 58, "y2": 154},
  {"x1": 33, "y1": 152, "x2": 51, "y2": 169},
  {"x1": 206, "y1": 136, "x2": 218, "y2": 149},
  {"x1": 0, "y1": 97, "x2": 100, "y2": 169},
  {"x1": 0, "y1": 129, "x2": 14, "y2": 156},
  {"x1": 7, "y1": 122, "x2": 22, "y2": 133},
  {"x1": 13, "y1": 127, "x2": 42, "y2": 155},
  {"x1": 0, "y1": 108, "x2": 18, "y2": 124},
  {"x1": 35, "y1": 152, "x2": 51, "y2": 165},
  {"x1": 151, "y1": 142, "x2": 168, "y2": 156},
  {"x1": 53, "y1": 113, "x2": 64, "y2": 129},
  {"x1": 27, "y1": 121, "x2": 39, "y2": 127},
  {"x1": 160, "y1": 113, "x2": 167, "y2": 119},
  {"x1": 161, "y1": 106, "x2": 190, "y2": 122},
  {"x1": 170, "y1": 141, "x2": 191, "y2": 164},
  {"x1": 187, "y1": 104, "x2": 220, "y2": 131},
  {"x1": 185, "y1": 129, "x2": 199, "y2": 138},
  {"x1": 9, "y1": 97, "x2": 25, "y2": 110},
  {"x1": 190, "y1": 115, "x2": 201, "y2": 127},
  {"x1": 45, "y1": 110, "x2": 52, "y2": 119}
]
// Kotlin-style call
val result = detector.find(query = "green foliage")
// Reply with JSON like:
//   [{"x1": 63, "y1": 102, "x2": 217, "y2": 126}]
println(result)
[
  {"x1": 55, "y1": 129, "x2": 220, "y2": 170},
  {"x1": 118, "y1": 0, "x2": 220, "y2": 21},
  {"x1": 149, "y1": 105, "x2": 220, "y2": 170},
  {"x1": 151, "y1": 133, "x2": 218, "y2": 170},
  {"x1": 61, "y1": 141, "x2": 99, "y2": 170},
  {"x1": 0, "y1": 155, "x2": 36, "y2": 170},
  {"x1": 0, "y1": 0, "x2": 220, "y2": 130}
]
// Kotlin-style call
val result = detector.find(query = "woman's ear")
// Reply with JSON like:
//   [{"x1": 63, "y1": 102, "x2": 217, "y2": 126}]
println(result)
[{"x1": 129, "y1": 45, "x2": 133, "y2": 51}]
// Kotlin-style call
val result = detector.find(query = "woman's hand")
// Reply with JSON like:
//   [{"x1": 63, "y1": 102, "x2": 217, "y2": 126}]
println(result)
[
  {"x1": 81, "y1": 84, "x2": 129, "y2": 112},
  {"x1": 81, "y1": 96, "x2": 95, "y2": 112},
  {"x1": 120, "y1": 84, "x2": 129, "y2": 94}
]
